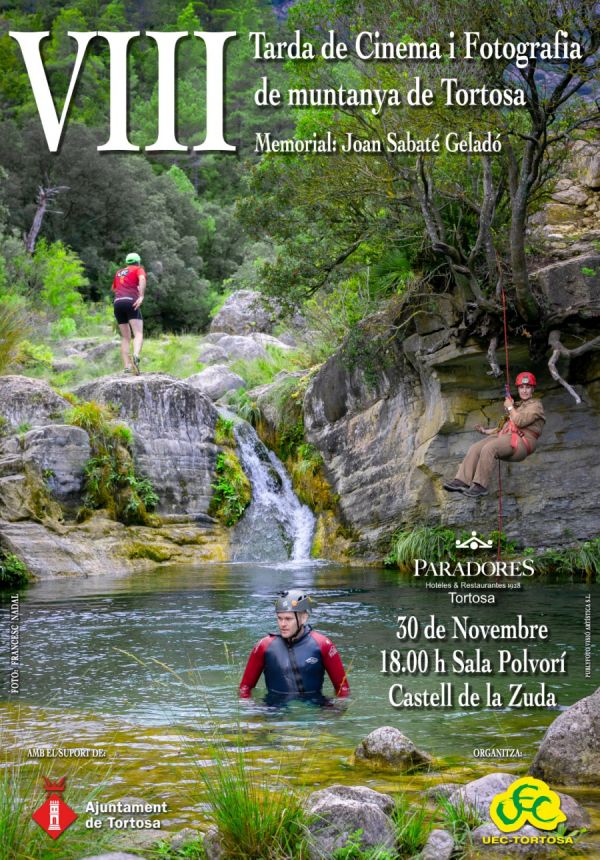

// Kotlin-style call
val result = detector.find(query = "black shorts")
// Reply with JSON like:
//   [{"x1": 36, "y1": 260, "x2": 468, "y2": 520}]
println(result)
[{"x1": 114, "y1": 298, "x2": 143, "y2": 325}]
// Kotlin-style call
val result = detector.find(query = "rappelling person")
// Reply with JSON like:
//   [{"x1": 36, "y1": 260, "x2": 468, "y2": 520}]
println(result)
[
  {"x1": 239, "y1": 589, "x2": 350, "y2": 705},
  {"x1": 443, "y1": 372, "x2": 545, "y2": 498},
  {"x1": 112, "y1": 252, "x2": 146, "y2": 375}
]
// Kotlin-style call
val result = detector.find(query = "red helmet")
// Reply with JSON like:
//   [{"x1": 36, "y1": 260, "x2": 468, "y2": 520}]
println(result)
[{"x1": 515, "y1": 372, "x2": 537, "y2": 387}]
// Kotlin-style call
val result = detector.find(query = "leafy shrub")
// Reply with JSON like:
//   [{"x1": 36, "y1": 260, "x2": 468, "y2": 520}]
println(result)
[
  {"x1": 50, "y1": 316, "x2": 78, "y2": 339},
  {"x1": 0, "y1": 302, "x2": 29, "y2": 375},
  {"x1": 386, "y1": 526, "x2": 458, "y2": 572},
  {"x1": 35, "y1": 239, "x2": 88, "y2": 320},
  {"x1": 532, "y1": 538, "x2": 600, "y2": 579},
  {"x1": 0, "y1": 552, "x2": 29, "y2": 588},
  {"x1": 226, "y1": 389, "x2": 261, "y2": 425},
  {"x1": 214, "y1": 416, "x2": 236, "y2": 447},
  {"x1": 331, "y1": 828, "x2": 396, "y2": 858},
  {"x1": 209, "y1": 451, "x2": 251, "y2": 527},
  {"x1": 16, "y1": 340, "x2": 54, "y2": 368},
  {"x1": 65, "y1": 400, "x2": 159, "y2": 525}
]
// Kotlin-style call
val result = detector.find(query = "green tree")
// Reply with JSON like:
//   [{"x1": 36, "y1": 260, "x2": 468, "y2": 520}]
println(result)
[{"x1": 241, "y1": 0, "x2": 600, "y2": 383}]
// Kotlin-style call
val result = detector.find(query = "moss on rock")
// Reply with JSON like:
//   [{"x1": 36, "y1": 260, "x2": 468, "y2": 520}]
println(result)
[
  {"x1": 65, "y1": 398, "x2": 159, "y2": 526},
  {"x1": 208, "y1": 450, "x2": 252, "y2": 527},
  {"x1": 126, "y1": 542, "x2": 174, "y2": 563}
]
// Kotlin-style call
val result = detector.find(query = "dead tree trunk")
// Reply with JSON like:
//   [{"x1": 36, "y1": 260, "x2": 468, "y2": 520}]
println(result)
[{"x1": 24, "y1": 186, "x2": 68, "y2": 254}]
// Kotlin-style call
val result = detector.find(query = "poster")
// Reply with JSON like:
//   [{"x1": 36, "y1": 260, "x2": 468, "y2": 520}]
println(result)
[{"x1": 0, "y1": 1, "x2": 599, "y2": 858}]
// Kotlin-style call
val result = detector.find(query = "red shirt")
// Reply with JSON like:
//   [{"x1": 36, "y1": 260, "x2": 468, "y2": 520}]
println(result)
[{"x1": 112, "y1": 264, "x2": 146, "y2": 300}]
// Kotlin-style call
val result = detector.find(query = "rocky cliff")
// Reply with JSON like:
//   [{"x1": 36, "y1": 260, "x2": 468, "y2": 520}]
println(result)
[
  {"x1": 74, "y1": 374, "x2": 219, "y2": 516},
  {"x1": 304, "y1": 333, "x2": 600, "y2": 554},
  {"x1": 303, "y1": 143, "x2": 600, "y2": 556},
  {"x1": 0, "y1": 375, "x2": 230, "y2": 578}
]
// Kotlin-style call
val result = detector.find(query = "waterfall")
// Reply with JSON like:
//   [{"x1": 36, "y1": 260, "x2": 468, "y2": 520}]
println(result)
[{"x1": 227, "y1": 418, "x2": 316, "y2": 562}]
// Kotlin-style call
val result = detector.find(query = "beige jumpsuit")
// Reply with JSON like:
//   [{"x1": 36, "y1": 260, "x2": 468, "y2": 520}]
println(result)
[{"x1": 455, "y1": 398, "x2": 546, "y2": 489}]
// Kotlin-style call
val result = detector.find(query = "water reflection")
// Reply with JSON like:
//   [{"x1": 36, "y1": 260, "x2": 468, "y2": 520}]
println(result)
[{"x1": 1, "y1": 564, "x2": 598, "y2": 829}]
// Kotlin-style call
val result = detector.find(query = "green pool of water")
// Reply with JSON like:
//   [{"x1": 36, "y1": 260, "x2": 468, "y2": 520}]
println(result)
[{"x1": 1, "y1": 563, "x2": 598, "y2": 851}]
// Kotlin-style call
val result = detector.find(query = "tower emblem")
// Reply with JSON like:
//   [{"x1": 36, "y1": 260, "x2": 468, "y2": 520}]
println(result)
[{"x1": 31, "y1": 777, "x2": 78, "y2": 839}]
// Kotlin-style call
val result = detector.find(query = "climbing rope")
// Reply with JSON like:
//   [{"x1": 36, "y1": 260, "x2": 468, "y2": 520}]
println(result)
[{"x1": 498, "y1": 285, "x2": 511, "y2": 561}]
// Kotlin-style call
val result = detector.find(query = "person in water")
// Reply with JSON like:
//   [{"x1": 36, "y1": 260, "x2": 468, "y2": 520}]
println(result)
[
  {"x1": 239, "y1": 589, "x2": 350, "y2": 705},
  {"x1": 443, "y1": 372, "x2": 545, "y2": 498}
]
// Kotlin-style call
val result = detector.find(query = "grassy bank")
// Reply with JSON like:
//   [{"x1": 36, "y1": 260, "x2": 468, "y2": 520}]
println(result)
[{"x1": 386, "y1": 527, "x2": 600, "y2": 581}]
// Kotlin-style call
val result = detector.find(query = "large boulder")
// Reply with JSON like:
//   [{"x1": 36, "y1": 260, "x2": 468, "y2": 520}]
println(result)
[
  {"x1": 529, "y1": 687, "x2": 600, "y2": 786},
  {"x1": 468, "y1": 823, "x2": 554, "y2": 858},
  {"x1": 448, "y1": 773, "x2": 515, "y2": 818},
  {"x1": 206, "y1": 334, "x2": 268, "y2": 362},
  {"x1": 210, "y1": 290, "x2": 278, "y2": 335},
  {"x1": 0, "y1": 468, "x2": 50, "y2": 522},
  {"x1": 0, "y1": 432, "x2": 70, "y2": 523},
  {"x1": 304, "y1": 784, "x2": 395, "y2": 859},
  {"x1": 197, "y1": 343, "x2": 229, "y2": 365},
  {"x1": 74, "y1": 375, "x2": 219, "y2": 516},
  {"x1": 421, "y1": 829, "x2": 455, "y2": 860},
  {"x1": 354, "y1": 726, "x2": 433, "y2": 771},
  {"x1": 530, "y1": 254, "x2": 600, "y2": 319},
  {"x1": 186, "y1": 366, "x2": 245, "y2": 401},
  {"x1": 448, "y1": 773, "x2": 590, "y2": 832},
  {"x1": 0, "y1": 376, "x2": 70, "y2": 429}
]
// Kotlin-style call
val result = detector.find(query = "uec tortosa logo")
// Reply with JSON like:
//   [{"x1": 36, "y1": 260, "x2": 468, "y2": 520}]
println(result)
[{"x1": 490, "y1": 776, "x2": 566, "y2": 833}]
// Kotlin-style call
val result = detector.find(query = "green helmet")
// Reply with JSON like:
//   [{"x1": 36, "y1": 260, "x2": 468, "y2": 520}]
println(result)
[
  {"x1": 125, "y1": 252, "x2": 141, "y2": 265},
  {"x1": 275, "y1": 589, "x2": 312, "y2": 614}
]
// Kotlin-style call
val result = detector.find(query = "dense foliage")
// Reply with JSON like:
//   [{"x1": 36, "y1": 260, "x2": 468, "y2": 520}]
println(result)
[
  {"x1": 240, "y1": 0, "x2": 599, "y2": 363},
  {"x1": 0, "y1": 0, "x2": 291, "y2": 335}
]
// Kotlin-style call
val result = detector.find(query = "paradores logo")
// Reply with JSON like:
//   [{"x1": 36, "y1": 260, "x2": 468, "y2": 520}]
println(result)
[
  {"x1": 413, "y1": 530, "x2": 535, "y2": 577},
  {"x1": 490, "y1": 776, "x2": 566, "y2": 832}
]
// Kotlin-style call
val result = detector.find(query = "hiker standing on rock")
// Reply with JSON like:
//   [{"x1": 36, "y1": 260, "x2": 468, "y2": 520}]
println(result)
[
  {"x1": 443, "y1": 372, "x2": 545, "y2": 498},
  {"x1": 112, "y1": 252, "x2": 146, "y2": 375}
]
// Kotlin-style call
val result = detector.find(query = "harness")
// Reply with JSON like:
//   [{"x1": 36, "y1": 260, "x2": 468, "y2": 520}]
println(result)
[{"x1": 499, "y1": 418, "x2": 540, "y2": 455}]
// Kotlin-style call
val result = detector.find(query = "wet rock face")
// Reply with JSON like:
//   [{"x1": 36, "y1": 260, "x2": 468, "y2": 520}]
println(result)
[
  {"x1": 74, "y1": 374, "x2": 219, "y2": 516},
  {"x1": 0, "y1": 512, "x2": 229, "y2": 579},
  {"x1": 354, "y1": 726, "x2": 433, "y2": 771},
  {"x1": 0, "y1": 376, "x2": 71, "y2": 429},
  {"x1": 210, "y1": 290, "x2": 279, "y2": 335},
  {"x1": 304, "y1": 339, "x2": 600, "y2": 551},
  {"x1": 18, "y1": 425, "x2": 90, "y2": 508},
  {"x1": 529, "y1": 687, "x2": 600, "y2": 786},
  {"x1": 304, "y1": 784, "x2": 396, "y2": 859}
]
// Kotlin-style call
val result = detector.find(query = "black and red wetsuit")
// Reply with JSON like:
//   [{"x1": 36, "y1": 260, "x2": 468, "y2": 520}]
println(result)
[{"x1": 239, "y1": 624, "x2": 349, "y2": 704}]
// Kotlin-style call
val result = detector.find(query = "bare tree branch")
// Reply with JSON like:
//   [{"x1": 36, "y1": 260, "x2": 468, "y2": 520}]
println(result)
[
  {"x1": 546, "y1": 330, "x2": 600, "y2": 404},
  {"x1": 486, "y1": 335, "x2": 502, "y2": 377}
]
